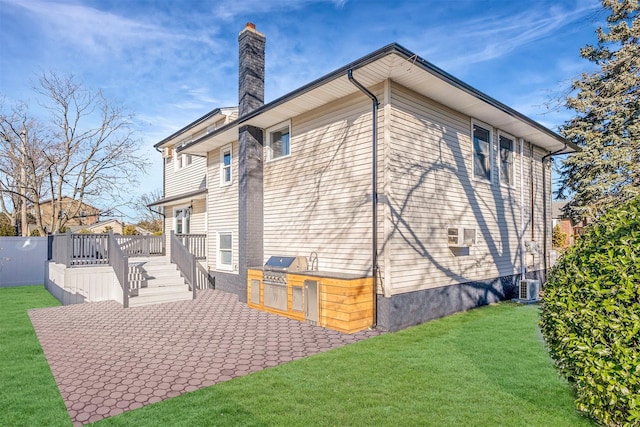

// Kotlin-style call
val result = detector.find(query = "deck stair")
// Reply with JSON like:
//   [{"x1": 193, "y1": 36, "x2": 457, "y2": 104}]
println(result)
[{"x1": 128, "y1": 256, "x2": 193, "y2": 307}]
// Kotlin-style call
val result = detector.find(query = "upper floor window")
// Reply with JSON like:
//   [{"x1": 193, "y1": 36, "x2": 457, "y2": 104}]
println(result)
[
  {"x1": 220, "y1": 144, "x2": 232, "y2": 186},
  {"x1": 173, "y1": 139, "x2": 192, "y2": 170},
  {"x1": 174, "y1": 148, "x2": 183, "y2": 170},
  {"x1": 499, "y1": 133, "x2": 515, "y2": 186},
  {"x1": 472, "y1": 122, "x2": 492, "y2": 182},
  {"x1": 266, "y1": 121, "x2": 291, "y2": 161}
]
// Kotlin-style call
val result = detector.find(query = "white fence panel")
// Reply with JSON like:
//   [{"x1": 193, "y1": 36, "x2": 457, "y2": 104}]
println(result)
[{"x1": 0, "y1": 237, "x2": 48, "y2": 287}]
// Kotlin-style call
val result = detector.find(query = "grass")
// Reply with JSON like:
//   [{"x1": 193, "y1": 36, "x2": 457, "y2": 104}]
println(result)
[
  {"x1": 0, "y1": 286, "x2": 70, "y2": 426},
  {"x1": 0, "y1": 286, "x2": 593, "y2": 427}
]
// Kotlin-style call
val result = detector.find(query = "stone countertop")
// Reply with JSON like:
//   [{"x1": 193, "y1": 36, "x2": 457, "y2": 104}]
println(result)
[{"x1": 248, "y1": 267, "x2": 370, "y2": 281}]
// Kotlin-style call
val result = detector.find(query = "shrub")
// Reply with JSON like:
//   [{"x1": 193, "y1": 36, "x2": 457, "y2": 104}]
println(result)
[
  {"x1": 122, "y1": 225, "x2": 139, "y2": 235},
  {"x1": 0, "y1": 222, "x2": 16, "y2": 236},
  {"x1": 540, "y1": 197, "x2": 640, "y2": 426}
]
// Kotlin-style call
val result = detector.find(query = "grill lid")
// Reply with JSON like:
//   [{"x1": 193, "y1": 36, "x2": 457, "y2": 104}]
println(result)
[{"x1": 264, "y1": 256, "x2": 308, "y2": 272}]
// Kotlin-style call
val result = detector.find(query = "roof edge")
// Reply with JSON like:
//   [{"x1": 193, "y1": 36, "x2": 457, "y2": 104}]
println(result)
[
  {"x1": 176, "y1": 42, "x2": 578, "y2": 154},
  {"x1": 147, "y1": 188, "x2": 208, "y2": 207},
  {"x1": 153, "y1": 106, "x2": 238, "y2": 148}
]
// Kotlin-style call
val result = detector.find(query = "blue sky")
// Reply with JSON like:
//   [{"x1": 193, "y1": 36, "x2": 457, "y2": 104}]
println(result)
[{"x1": 0, "y1": 0, "x2": 602, "y2": 220}]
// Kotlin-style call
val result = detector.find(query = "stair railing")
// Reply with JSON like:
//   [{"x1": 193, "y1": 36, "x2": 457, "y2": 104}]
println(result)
[
  {"x1": 170, "y1": 231, "x2": 197, "y2": 300},
  {"x1": 108, "y1": 231, "x2": 130, "y2": 308}
]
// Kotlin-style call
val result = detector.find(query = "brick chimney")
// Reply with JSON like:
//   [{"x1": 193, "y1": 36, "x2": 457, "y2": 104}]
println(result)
[
  {"x1": 238, "y1": 22, "x2": 265, "y2": 116},
  {"x1": 237, "y1": 22, "x2": 265, "y2": 302}
]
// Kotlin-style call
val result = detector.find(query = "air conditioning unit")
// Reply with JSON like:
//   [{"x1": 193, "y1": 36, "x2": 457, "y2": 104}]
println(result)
[
  {"x1": 162, "y1": 147, "x2": 173, "y2": 158},
  {"x1": 519, "y1": 279, "x2": 540, "y2": 301},
  {"x1": 525, "y1": 240, "x2": 539, "y2": 255},
  {"x1": 448, "y1": 227, "x2": 477, "y2": 247}
]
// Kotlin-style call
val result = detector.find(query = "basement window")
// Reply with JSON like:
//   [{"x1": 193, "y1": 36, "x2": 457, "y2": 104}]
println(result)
[
  {"x1": 266, "y1": 121, "x2": 291, "y2": 161},
  {"x1": 217, "y1": 231, "x2": 233, "y2": 271}
]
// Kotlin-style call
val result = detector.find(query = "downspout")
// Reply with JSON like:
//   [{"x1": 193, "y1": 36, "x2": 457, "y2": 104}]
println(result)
[
  {"x1": 155, "y1": 145, "x2": 167, "y2": 235},
  {"x1": 348, "y1": 69, "x2": 379, "y2": 328},
  {"x1": 541, "y1": 143, "x2": 571, "y2": 272},
  {"x1": 519, "y1": 138, "x2": 525, "y2": 280}
]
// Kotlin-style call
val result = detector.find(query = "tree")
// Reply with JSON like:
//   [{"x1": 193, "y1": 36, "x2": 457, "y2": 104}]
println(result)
[
  {"x1": 0, "y1": 72, "x2": 149, "y2": 234},
  {"x1": 0, "y1": 99, "x2": 50, "y2": 235},
  {"x1": 551, "y1": 224, "x2": 568, "y2": 249},
  {"x1": 134, "y1": 189, "x2": 164, "y2": 234},
  {"x1": 0, "y1": 212, "x2": 15, "y2": 236},
  {"x1": 557, "y1": 0, "x2": 640, "y2": 221}
]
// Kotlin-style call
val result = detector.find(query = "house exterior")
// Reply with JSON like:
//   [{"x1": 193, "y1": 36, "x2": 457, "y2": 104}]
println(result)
[
  {"x1": 552, "y1": 201, "x2": 586, "y2": 248},
  {"x1": 151, "y1": 23, "x2": 578, "y2": 332},
  {"x1": 34, "y1": 196, "x2": 100, "y2": 232},
  {"x1": 151, "y1": 107, "x2": 238, "y2": 260},
  {"x1": 68, "y1": 219, "x2": 151, "y2": 235}
]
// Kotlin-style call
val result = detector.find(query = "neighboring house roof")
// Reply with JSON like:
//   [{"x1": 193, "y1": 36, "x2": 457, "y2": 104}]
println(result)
[
  {"x1": 34, "y1": 196, "x2": 100, "y2": 211},
  {"x1": 147, "y1": 188, "x2": 207, "y2": 208},
  {"x1": 552, "y1": 201, "x2": 569, "y2": 219},
  {"x1": 179, "y1": 43, "x2": 579, "y2": 157},
  {"x1": 69, "y1": 219, "x2": 151, "y2": 235}
]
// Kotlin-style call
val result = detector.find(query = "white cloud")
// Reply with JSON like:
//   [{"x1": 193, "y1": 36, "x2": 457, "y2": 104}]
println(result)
[{"x1": 410, "y1": 1, "x2": 600, "y2": 71}]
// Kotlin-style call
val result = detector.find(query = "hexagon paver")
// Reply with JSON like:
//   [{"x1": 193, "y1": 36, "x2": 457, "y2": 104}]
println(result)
[{"x1": 29, "y1": 289, "x2": 381, "y2": 426}]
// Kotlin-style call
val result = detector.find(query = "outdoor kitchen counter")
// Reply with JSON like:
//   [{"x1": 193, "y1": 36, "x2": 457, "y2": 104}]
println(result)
[
  {"x1": 247, "y1": 269, "x2": 374, "y2": 334},
  {"x1": 248, "y1": 267, "x2": 369, "y2": 281}
]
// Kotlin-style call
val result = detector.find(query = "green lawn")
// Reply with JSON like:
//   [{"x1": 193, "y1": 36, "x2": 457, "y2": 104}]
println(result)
[
  {"x1": 0, "y1": 286, "x2": 593, "y2": 427},
  {"x1": 0, "y1": 286, "x2": 70, "y2": 426}
]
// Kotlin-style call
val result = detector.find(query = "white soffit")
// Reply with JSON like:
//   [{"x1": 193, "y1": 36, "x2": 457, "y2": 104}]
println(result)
[{"x1": 183, "y1": 47, "x2": 570, "y2": 155}]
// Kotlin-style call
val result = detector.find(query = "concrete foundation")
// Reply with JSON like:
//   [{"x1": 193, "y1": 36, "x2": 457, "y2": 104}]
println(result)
[{"x1": 376, "y1": 274, "x2": 521, "y2": 332}]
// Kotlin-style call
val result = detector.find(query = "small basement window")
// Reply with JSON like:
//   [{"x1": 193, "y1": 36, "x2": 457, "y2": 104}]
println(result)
[{"x1": 217, "y1": 231, "x2": 233, "y2": 271}]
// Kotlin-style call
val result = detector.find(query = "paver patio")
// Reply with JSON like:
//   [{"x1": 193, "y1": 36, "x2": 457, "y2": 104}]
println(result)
[{"x1": 29, "y1": 289, "x2": 381, "y2": 426}]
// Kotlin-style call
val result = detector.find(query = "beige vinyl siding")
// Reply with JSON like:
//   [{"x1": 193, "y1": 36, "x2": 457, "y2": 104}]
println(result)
[
  {"x1": 385, "y1": 82, "x2": 548, "y2": 295},
  {"x1": 164, "y1": 154, "x2": 206, "y2": 198},
  {"x1": 263, "y1": 89, "x2": 384, "y2": 276},
  {"x1": 189, "y1": 199, "x2": 206, "y2": 233},
  {"x1": 206, "y1": 143, "x2": 239, "y2": 273}
]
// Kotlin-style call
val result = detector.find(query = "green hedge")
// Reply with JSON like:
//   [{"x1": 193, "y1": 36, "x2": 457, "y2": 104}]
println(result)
[{"x1": 540, "y1": 197, "x2": 640, "y2": 426}]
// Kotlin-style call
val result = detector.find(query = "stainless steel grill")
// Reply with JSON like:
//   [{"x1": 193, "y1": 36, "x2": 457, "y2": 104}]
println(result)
[
  {"x1": 262, "y1": 256, "x2": 308, "y2": 311},
  {"x1": 262, "y1": 256, "x2": 308, "y2": 285}
]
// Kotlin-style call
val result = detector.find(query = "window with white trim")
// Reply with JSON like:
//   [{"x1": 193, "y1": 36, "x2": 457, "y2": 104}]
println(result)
[
  {"x1": 499, "y1": 133, "x2": 515, "y2": 186},
  {"x1": 217, "y1": 231, "x2": 233, "y2": 270},
  {"x1": 220, "y1": 144, "x2": 232, "y2": 186},
  {"x1": 174, "y1": 148, "x2": 183, "y2": 170},
  {"x1": 472, "y1": 122, "x2": 492, "y2": 182},
  {"x1": 266, "y1": 121, "x2": 291, "y2": 161},
  {"x1": 174, "y1": 207, "x2": 190, "y2": 234}
]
